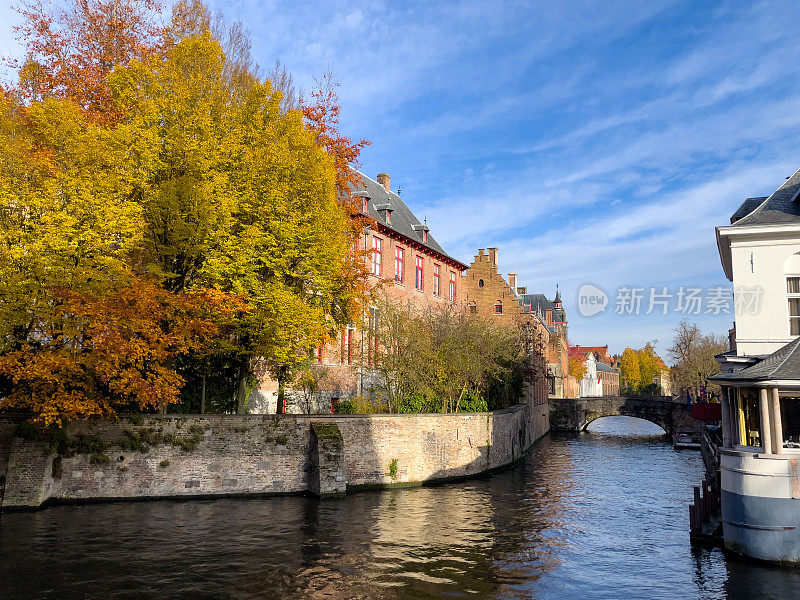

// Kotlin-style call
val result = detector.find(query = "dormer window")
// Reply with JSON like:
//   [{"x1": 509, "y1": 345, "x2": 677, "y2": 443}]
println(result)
[
  {"x1": 411, "y1": 223, "x2": 430, "y2": 244},
  {"x1": 374, "y1": 203, "x2": 393, "y2": 226}
]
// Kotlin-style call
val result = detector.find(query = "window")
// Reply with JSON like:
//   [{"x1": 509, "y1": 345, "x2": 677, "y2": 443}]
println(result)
[
  {"x1": 737, "y1": 389, "x2": 762, "y2": 448},
  {"x1": 449, "y1": 271, "x2": 456, "y2": 301},
  {"x1": 433, "y1": 264, "x2": 441, "y2": 296},
  {"x1": 395, "y1": 247, "x2": 405, "y2": 283},
  {"x1": 494, "y1": 301, "x2": 503, "y2": 315},
  {"x1": 347, "y1": 327, "x2": 355, "y2": 365},
  {"x1": 780, "y1": 397, "x2": 800, "y2": 447},
  {"x1": 367, "y1": 306, "x2": 379, "y2": 366},
  {"x1": 371, "y1": 237, "x2": 382, "y2": 276},
  {"x1": 415, "y1": 256, "x2": 424, "y2": 291},
  {"x1": 468, "y1": 302, "x2": 477, "y2": 315},
  {"x1": 478, "y1": 279, "x2": 484, "y2": 288},
  {"x1": 789, "y1": 277, "x2": 800, "y2": 335}
]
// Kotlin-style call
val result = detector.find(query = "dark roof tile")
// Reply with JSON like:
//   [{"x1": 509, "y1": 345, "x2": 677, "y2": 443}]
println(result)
[
  {"x1": 732, "y1": 168, "x2": 800, "y2": 227},
  {"x1": 352, "y1": 171, "x2": 465, "y2": 267},
  {"x1": 713, "y1": 337, "x2": 800, "y2": 381}
]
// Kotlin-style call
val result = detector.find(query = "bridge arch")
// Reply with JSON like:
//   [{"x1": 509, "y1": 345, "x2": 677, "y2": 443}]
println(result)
[
  {"x1": 549, "y1": 396, "x2": 687, "y2": 436},
  {"x1": 582, "y1": 413, "x2": 667, "y2": 434}
]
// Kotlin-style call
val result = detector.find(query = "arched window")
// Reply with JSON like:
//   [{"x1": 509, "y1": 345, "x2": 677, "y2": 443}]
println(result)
[{"x1": 494, "y1": 301, "x2": 503, "y2": 315}]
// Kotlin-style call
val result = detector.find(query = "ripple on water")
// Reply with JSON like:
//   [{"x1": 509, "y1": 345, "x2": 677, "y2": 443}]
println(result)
[{"x1": 3, "y1": 417, "x2": 800, "y2": 598}]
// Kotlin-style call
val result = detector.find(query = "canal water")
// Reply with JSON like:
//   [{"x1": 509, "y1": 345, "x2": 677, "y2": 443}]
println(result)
[{"x1": 3, "y1": 416, "x2": 800, "y2": 599}]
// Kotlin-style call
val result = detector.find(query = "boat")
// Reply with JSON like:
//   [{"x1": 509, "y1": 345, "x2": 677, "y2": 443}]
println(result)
[{"x1": 673, "y1": 427, "x2": 702, "y2": 449}]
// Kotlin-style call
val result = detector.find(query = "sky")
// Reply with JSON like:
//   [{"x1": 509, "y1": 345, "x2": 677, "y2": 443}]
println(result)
[{"x1": 2, "y1": 0, "x2": 800, "y2": 359}]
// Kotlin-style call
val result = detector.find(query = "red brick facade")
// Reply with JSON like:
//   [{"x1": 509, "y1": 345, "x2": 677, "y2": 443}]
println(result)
[{"x1": 460, "y1": 248, "x2": 550, "y2": 406}]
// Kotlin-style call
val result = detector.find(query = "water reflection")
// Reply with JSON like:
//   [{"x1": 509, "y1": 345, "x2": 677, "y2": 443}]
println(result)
[{"x1": 3, "y1": 419, "x2": 800, "y2": 598}]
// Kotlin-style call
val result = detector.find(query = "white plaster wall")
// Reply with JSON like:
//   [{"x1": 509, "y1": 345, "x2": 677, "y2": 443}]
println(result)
[
  {"x1": 580, "y1": 354, "x2": 601, "y2": 397},
  {"x1": 730, "y1": 233, "x2": 800, "y2": 356}
]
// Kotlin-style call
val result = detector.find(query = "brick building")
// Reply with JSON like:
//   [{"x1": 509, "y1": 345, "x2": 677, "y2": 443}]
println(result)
[
  {"x1": 460, "y1": 248, "x2": 552, "y2": 406},
  {"x1": 573, "y1": 345, "x2": 613, "y2": 366},
  {"x1": 596, "y1": 362, "x2": 620, "y2": 395},
  {"x1": 250, "y1": 171, "x2": 468, "y2": 413},
  {"x1": 521, "y1": 290, "x2": 573, "y2": 397}
]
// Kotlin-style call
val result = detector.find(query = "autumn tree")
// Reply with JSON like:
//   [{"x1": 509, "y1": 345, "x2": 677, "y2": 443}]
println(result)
[
  {"x1": 110, "y1": 34, "x2": 360, "y2": 413},
  {"x1": 619, "y1": 348, "x2": 641, "y2": 392},
  {"x1": 667, "y1": 320, "x2": 727, "y2": 398},
  {"x1": 13, "y1": 0, "x2": 166, "y2": 121},
  {"x1": 369, "y1": 298, "x2": 525, "y2": 413},
  {"x1": 568, "y1": 346, "x2": 588, "y2": 380},
  {"x1": 619, "y1": 344, "x2": 668, "y2": 395},
  {"x1": 0, "y1": 94, "x2": 231, "y2": 425},
  {"x1": 4, "y1": 0, "x2": 371, "y2": 422}
]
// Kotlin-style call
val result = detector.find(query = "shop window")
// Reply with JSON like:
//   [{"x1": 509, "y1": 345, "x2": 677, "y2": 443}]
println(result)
[
  {"x1": 781, "y1": 397, "x2": 800, "y2": 449},
  {"x1": 738, "y1": 389, "x2": 762, "y2": 448}
]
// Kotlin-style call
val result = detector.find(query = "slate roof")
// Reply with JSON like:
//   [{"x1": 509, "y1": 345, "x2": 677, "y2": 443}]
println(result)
[
  {"x1": 713, "y1": 337, "x2": 800, "y2": 382},
  {"x1": 523, "y1": 293, "x2": 554, "y2": 316},
  {"x1": 730, "y1": 197, "x2": 767, "y2": 224},
  {"x1": 595, "y1": 362, "x2": 618, "y2": 373},
  {"x1": 731, "y1": 167, "x2": 800, "y2": 227},
  {"x1": 352, "y1": 171, "x2": 466, "y2": 268}
]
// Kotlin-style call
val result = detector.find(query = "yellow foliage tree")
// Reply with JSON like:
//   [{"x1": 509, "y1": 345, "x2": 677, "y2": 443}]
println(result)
[
  {"x1": 111, "y1": 34, "x2": 358, "y2": 412},
  {"x1": 619, "y1": 348, "x2": 641, "y2": 392}
]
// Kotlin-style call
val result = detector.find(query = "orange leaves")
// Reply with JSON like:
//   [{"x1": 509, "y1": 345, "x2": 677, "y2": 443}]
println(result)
[
  {"x1": 300, "y1": 73, "x2": 373, "y2": 322},
  {"x1": 567, "y1": 346, "x2": 588, "y2": 380},
  {"x1": 0, "y1": 278, "x2": 243, "y2": 426},
  {"x1": 301, "y1": 72, "x2": 370, "y2": 216},
  {"x1": 13, "y1": 0, "x2": 166, "y2": 122}
]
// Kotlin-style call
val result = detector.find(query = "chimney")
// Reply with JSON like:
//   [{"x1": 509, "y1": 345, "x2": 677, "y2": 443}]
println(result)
[
  {"x1": 487, "y1": 247, "x2": 498, "y2": 267},
  {"x1": 508, "y1": 272, "x2": 517, "y2": 290},
  {"x1": 377, "y1": 173, "x2": 390, "y2": 192}
]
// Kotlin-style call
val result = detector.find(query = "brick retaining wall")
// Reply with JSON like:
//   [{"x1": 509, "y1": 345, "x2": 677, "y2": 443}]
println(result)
[{"x1": 0, "y1": 403, "x2": 549, "y2": 509}]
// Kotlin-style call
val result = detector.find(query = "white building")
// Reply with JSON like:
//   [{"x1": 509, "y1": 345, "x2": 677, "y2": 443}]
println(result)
[
  {"x1": 716, "y1": 175, "x2": 800, "y2": 357},
  {"x1": 579, "y1": 352, "x2": 602, "y2": 397},
  {"x1": 712, "y1": 167, "x2": 800, "y2": 563}
]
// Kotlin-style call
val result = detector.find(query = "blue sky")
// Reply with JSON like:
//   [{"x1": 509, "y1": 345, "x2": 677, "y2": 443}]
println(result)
[{"x1": 2, "y1": 0, "x2": 800, "y2": 358}]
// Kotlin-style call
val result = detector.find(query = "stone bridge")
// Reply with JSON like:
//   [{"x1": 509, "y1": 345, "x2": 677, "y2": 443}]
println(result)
[{"x1": 549, "y1": 396, "x2": 694, "y2": 435}]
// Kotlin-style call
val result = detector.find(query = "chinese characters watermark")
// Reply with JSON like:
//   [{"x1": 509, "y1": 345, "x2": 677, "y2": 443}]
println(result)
[{"x1": 577, "y1": 284, "x2": 762, "y2": 318}]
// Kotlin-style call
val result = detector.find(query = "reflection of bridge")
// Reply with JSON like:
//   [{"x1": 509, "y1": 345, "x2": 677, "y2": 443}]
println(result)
[{"x1": 549, "y1": 396, "x2": 692, "y2": 435}]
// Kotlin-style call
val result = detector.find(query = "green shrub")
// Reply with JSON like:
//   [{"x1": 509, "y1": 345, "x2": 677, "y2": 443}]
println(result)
[
  {"x1": 458, "y1": 389, "x2": 488, "y2": 413},
  {"x1": 159, "y1": 459, "x2": 170, "y2": 468},
  {"x1": 90, "y1": 452, "x2": 110, "y2": 464},
  {"x1": 334, "y1": 399, "x2": 356, "y2": 414},
  {"x1": 388, "y1": 458, "x2": 398, "y2": 479}
]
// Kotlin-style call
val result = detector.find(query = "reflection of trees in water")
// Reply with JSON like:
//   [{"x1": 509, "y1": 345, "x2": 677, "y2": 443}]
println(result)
[
  {"x1": 480, "y1": 438, "x2": 577, "y2": 597},
  {"x1": 245, "y1": 439, "x2": 578, "y2": 599}
]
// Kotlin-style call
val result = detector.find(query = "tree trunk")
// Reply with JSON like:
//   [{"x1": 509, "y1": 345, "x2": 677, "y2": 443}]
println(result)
[
  {"x1": 276, "y1": 366, "x2": 287, "y2": 414},
  {"x1": 200, "y1": 374, "x2": 206, "y2": 415},
  {"x1": 236, "y1": 362, "x2": 249, "y2": 414}
]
